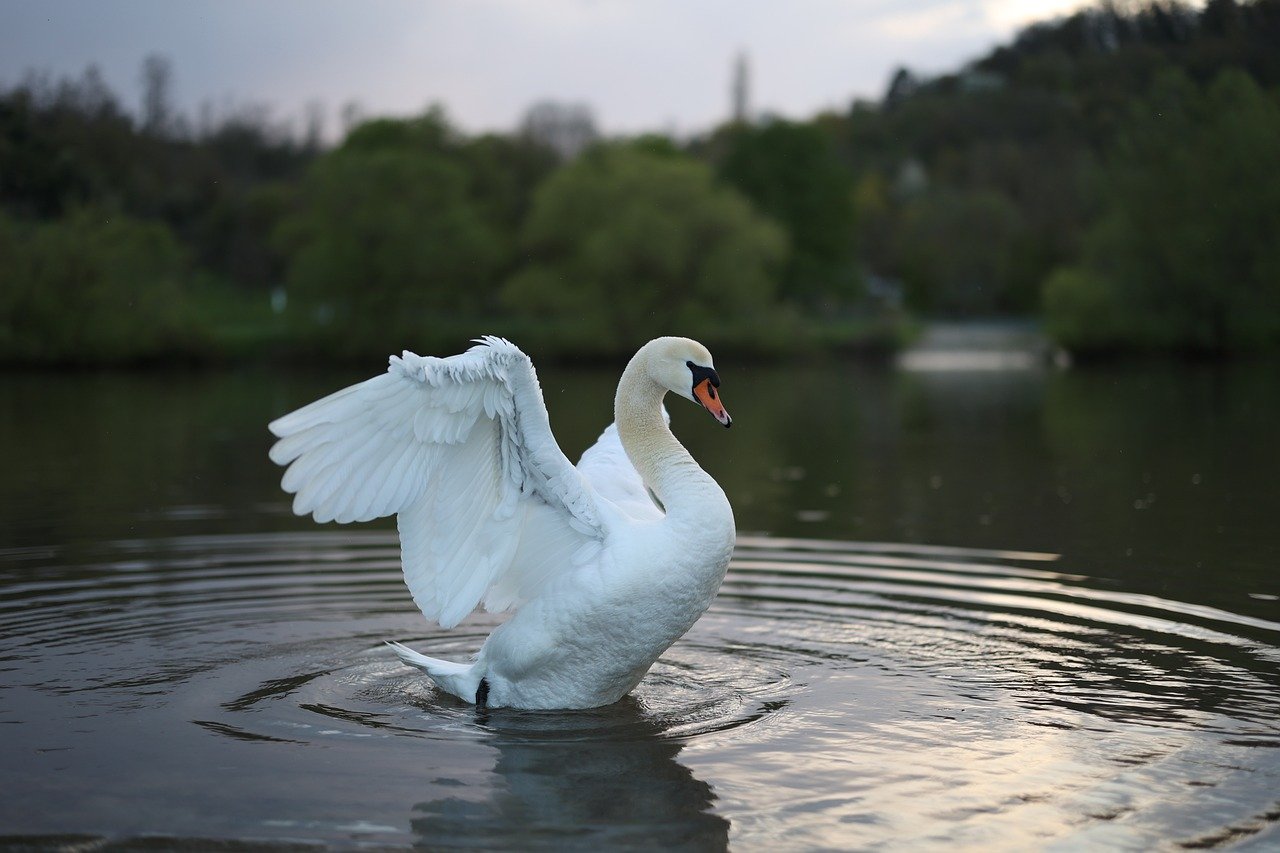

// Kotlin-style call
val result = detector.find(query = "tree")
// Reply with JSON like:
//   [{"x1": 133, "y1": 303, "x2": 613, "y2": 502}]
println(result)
[
  {"x1": 502, "y1": 144, "x2": 788, "y2": 352},
  {"x1": 0, "y1": 209, "x2": 192, "y2": 362},
  {"x1": 454, "y1": 132, "x2": 558, "y2": 270},
  {"x1": 1044, "y1": 68, "x2": 1280, "y2": 352},
  {"x1": 715, "y1": 120, "x2": 858, "y2": 306},
  {"x1": 275, "y1": 116, "x2": 503, "y2": 357},
  {"x1": 894, "y1": 188, "x2": 1025, "y2": 315},
  {"x1": 335, "y1": 108, "x2": 556, "y2": 268}
]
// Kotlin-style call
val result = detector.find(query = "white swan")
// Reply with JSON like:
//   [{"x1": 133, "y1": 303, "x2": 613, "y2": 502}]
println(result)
[{"x1": 268, "y1": 336, "x2": 735, "y2": 709}]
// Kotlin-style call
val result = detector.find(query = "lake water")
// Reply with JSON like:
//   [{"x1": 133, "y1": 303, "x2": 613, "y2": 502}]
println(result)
[{"x1": 1, "y1": 357, "x2": 1278, "y2": 849}]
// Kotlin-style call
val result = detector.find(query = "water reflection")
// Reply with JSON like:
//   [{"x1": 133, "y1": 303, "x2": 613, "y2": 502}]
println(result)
[
  {"x1": 412, "y1": 701, "x2": 729, "y2": 851},
  {"x1": 3, "y1": 358, "x2": 1279, "y2": 607},
  {"x1": 1, "y1": 359, "x2": 1279, "y2": 847}
]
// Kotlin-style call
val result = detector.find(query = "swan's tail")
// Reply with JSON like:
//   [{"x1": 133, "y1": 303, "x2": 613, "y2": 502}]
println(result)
[{"x1": 386, "y1": 641, "x2": 485, "y2": 704}]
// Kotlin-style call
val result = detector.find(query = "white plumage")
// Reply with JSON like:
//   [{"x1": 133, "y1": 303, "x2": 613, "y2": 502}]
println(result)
[{"x1": 268, "y1": 336, "x2": 735, "y2": 709}]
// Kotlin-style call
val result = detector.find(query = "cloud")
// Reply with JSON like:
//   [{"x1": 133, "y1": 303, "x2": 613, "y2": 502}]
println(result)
[
  {"x1": 871, "y1": 0, "x2": 991, "y2": 41},
  {"x1": 0, "y1": 0, "x2": 1091, "y2": 137},
  {"x1": 981, "y1": 0, "x2": 1092, "y2": 30}
]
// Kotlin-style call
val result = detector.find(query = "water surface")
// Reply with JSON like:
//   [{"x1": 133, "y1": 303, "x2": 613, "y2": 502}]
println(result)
[{"x1": 1, "y1": 359, "x2": 1277, "y2": 849}]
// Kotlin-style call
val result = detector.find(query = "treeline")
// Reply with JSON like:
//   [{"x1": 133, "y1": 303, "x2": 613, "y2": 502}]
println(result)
[
  {"x1": 0, "y1": 61, "x2": 319, "y2": 362},
  {"x1": 0, "y1": 65, "x2": 879, "y2": 364},
  {"x1": 830, "y1": 0, "x2": 1280, "y2": 353},
  {"x1": 2, "y1": 0, "x2": 1279, "y2": 364}
]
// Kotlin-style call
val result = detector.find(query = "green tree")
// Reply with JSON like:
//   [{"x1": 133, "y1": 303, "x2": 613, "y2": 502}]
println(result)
[
  {"x1": 714, "y1": 120, "x2": 858, "y2": 306},
  {"x1": 502, "y1": 144, "x2": 788, "y2": 352},
  {"x1": 1044, "y1": 69, "x2": 1280, "y2": 353},
  {"x1": 340, "y1": 111, "x2": 558, "y2": 251},
  {"x1": 276, "y1": 117, "x2": 503, "y2": 357},
  {"x1": 0, "y1": 209, "x2": 192, "y2": 362},
  {"x1": 453, "y1": 132, "x2": 558, "y2": 272},
  {"x1": 0, "y1": 64, "x2": 315, "y2": 299},
  {"x1": 894, "y1": 187, "x2": 1026, "y2": 315},
  {"x1": 0, "y1": 67, "x2": 139, "y2": 219}
]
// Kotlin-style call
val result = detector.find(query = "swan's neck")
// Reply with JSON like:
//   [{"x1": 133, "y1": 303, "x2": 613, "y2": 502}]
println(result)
[{"x1": 614, "y1": 355, "x2": 715, "y2": 515}]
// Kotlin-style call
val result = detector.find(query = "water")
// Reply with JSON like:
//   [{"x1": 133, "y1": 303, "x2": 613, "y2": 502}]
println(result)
[{"x1": 1, "y1": 359, "x2": 1278, "y2": 849}]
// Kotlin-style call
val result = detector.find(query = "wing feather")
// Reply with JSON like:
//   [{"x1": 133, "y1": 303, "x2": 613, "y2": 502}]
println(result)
[{"x1": 269, "y1": 337, "x2": 606, "y2": 628}]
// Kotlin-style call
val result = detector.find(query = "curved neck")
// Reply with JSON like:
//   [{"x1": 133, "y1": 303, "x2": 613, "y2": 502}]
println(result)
[{"x1": 614, "y1": 351, "x2": 706, "y2": 511}]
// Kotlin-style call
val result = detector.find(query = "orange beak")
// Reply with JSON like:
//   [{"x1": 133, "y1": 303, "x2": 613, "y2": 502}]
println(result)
[{"x1": 694, "y1": 379, "x2": 732, "y2": 428}]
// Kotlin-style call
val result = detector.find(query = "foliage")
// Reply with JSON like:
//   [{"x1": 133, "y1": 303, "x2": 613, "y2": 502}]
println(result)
[
  {"x1": 892, "y1": 188, "x2": 1026, "y2": 315},
  {"x1": 816, "y1": 0, "x2": 1280, "y2": 320},
  {"x1": 0, "y1": 67, "x2": 138, "y2": 220},
  {"x1": 275, "y1": 121, "x2": 505, "y2": 358},
  {"x1": 1042, "y1": 266, "x2": 1130, "y2": 351},
  {"x1": 455, "y1": 131, "x2": 560, "y2": 267},
  {"x1": 1044, "y1": 69, "x2": 1280, "y2": 353},
  {"x1": 5, "y1": 2, "x2": 1280, "y2": 363},
  {"x1": 502, "y1": 144, "x2": 790, "y2": 353},
  {"x1": 712, "y1": 120, "x2": 859, "y2": 306},
  {"x1": 0, "y1": 64, "x2": 315, "y2": 297},
  {"x1": 0, "y1": 209, "x2": 195, "y2": 363}
]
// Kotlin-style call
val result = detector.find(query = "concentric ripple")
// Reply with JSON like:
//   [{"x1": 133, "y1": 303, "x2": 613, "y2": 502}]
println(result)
[{"x1": 2, "y1": 531, "x2": 1278, "y2": 849}]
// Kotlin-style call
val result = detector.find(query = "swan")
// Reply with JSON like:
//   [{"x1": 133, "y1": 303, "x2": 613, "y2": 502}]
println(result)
[{"x1": 267, "y1": 336, "x2": 735, "y2": 710}]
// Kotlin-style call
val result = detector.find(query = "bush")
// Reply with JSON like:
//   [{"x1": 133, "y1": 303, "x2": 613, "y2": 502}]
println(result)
[
  {"x1": 715, "y1": 120, "x2": 859, "y2": 305},
  {"x1": 501, "y1": 144, "x2": 789, "y2": 354},
  {"x1": 275, "y1": 141, "x2": 502, "y2": 358},
  {"x1": 1044, "y1": 69, "x2": 1280, "y2": 354},
  {"x1": 894, "y1": 188, "x2": 1026, "y2": 315},
  {"x1": 1042, "y1": 266, "x2": 1128, "y2": 352},
  {"x1": 0, "y1": 209, "x2": 194, "y2": 363}
]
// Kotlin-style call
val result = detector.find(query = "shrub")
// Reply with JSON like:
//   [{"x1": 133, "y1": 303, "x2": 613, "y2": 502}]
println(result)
[
  {"x1": 501, "y1": 144, "x2": 789, "y2": 354},
  {"x1": 0, "y1": 209, "x2": 193, "y2": 363}
]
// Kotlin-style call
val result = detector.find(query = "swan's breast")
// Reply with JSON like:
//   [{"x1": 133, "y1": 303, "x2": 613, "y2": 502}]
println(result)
[{"x1": 479, "y1": 491, "x2": 734, "y2": 708}]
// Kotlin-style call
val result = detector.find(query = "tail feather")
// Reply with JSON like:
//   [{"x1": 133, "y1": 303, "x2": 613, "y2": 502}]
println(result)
[{"x1": 386, "y1": 641, "x2": 483, "y2": 703}]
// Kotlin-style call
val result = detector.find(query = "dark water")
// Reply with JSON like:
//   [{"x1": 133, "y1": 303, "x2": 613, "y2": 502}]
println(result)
[{"x1": 1, "y1": 358, "x2": 1278, "y2": 849}]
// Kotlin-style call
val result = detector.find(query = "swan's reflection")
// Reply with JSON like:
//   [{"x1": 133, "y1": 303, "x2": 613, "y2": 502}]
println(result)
[{"x1": 411, "y1": 697, "x2": 729, "y2": 850}]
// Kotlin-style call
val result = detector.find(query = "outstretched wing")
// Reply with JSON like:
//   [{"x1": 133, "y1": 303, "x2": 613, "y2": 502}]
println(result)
[{"x1": 268, "y1": 337, "x2": 605, "y2": 628}]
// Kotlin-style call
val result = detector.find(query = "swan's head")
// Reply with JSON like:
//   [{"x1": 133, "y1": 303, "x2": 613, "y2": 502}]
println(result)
[{"x1": 644, "y1": 337, "x2": 732, "y2": 428}]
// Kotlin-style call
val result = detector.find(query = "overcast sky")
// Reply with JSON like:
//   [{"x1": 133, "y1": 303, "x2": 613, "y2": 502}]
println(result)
[{"x1": 1, "y1": 0, "x2": 1090, "y2": 139}]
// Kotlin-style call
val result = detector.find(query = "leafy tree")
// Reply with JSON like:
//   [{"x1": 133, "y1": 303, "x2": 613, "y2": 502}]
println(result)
[
  {"x1": 1044, "y1": 68, "x2": 1280, "y2": 352},
  {"x1": 0, "y1": 67, "x2": 139, "y2": 219},
  {"x1": 341, "y1": 110, "x2": 455, "y2": 154},
  {"x1": 275, "y1": 130, "x2": 503, "y2": 357},
  {"x1": 714, "y1": 120, "x2": 858, "y2": 306},
  {"x1": 894, "y1": 188, "x2": 1026, "y2": 315},
  {"x1": 333, "y1": 109, "x2": 556, "y2": 278},
  {"x1": 818, "y1": 0, "x2": 1280, "y2": 325},
  {"x1": 502, "y1": 144, "x2": 788, "y2": 352},
  {"x1": 0, "y1": 209, "x2": 193, "y2": 362},
  {"x1": 0, "y1": 64, "x2": 316, "y2": 296},
  {"x1": 200, "y1": 181, "x2": 294, "y2": 291},
  {"x1": 454, "y1": 132, "x2": 559, "y2": 270}
]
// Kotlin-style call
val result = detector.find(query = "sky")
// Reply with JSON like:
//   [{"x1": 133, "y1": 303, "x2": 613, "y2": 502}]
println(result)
[{"x1": 1, "y1": 0, "x2": 1090, "y2": 140}]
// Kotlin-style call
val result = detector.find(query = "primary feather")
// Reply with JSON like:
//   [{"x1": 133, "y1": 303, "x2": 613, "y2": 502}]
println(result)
[{"x1": 269, "y1": 337, "x2": 603, "y2": 629}]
